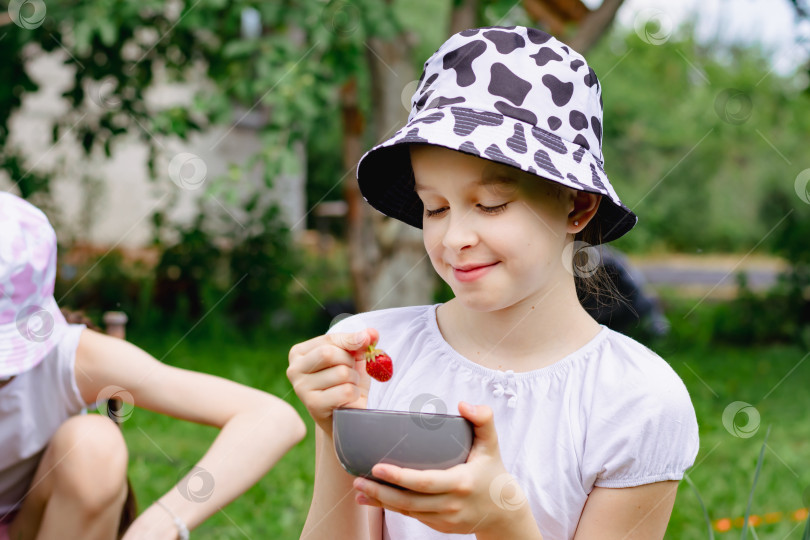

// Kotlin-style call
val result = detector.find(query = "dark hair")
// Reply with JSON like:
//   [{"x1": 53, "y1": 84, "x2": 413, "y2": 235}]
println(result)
[
  {"x1": 59, "y1": 308, "x2": 102, "y2": 332},
  {"x1": 574, "y1": 220, "x2": 632, "y2": 315}
]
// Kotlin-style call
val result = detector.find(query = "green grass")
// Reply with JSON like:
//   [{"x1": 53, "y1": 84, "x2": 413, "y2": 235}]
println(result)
[
  {"x1": 118, "y1": 330, "x2": 316, "y2": 540},
  {"x1": 117, "y1": 302, "x2": 810, "y2": 539},
  {"x1": 664, "y1": 342, "x2": 810, "y2": 539}
]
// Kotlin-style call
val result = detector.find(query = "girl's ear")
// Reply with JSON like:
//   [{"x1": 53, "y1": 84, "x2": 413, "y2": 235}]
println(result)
[{"x1": 567, "y1": 191, "x2": 601, "y2": 234}]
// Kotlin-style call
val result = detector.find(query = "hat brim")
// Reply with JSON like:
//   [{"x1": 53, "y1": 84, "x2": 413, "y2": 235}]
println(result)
[
  {"x1": 0, "y1": 295, "x2": 68, "y2": 378},
  {"x1": 357, "y1": 106, "x2": 637, "y2": 244}
]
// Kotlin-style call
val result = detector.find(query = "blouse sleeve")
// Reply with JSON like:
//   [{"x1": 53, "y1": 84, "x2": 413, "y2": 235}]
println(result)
[
  {"x1": 581, "y1": 341, "x2": 700, "y2": 489},
  {"x1": 57, "y1": 324, "x2": 91, "y2": 412}
]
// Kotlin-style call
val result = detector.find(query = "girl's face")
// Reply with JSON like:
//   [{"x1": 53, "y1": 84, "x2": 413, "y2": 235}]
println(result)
[{"x1": 411, "y1": 144, "x2": 577, "y2": 312}]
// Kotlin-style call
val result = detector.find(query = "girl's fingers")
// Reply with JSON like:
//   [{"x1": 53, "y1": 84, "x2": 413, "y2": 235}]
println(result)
[
  {"x1": 290, "y1": 328, "x2": 380, "y2": 376},
  {"x1": 297, "y1": 363, "x2": 360, "y2": 393},
  {"x1": 315, "y1": 382, "x2": 364, "y2": 410},
  {"x1": 369, "y1": 464, "x2": 462, "y2": 495},
  {"x1": 354, "y1": 477, "x2": 448, "y2": 514},
  {"x1": 290, "y1": 329, "x2": 377, "y2": 360},
  {"x1": 294, "y1": 344, "x2": 356, "y2": 375}
]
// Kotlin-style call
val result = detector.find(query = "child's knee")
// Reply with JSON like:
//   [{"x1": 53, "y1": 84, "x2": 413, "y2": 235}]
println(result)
[{"x1": 50, "y1": 415, "x2": 129, "y2": 511}]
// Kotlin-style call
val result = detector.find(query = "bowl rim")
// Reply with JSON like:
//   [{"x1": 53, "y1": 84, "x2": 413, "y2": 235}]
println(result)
[{"x1": 334, "y1": 406, "x2": 467, "y2": 420}]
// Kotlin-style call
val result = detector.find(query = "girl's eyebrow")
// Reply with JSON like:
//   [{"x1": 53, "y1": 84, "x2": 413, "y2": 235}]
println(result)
[{"x1": 414, "y1": 176, "x2": 516, "y2": 193}]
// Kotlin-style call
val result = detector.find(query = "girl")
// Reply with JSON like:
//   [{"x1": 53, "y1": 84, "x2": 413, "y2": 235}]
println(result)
[
  {"x1": 0, "y1": 192, "x2": 306, "y2": 540},
  {"x1": 287, "y1": 26, "x2": 699, "y2": 540}
]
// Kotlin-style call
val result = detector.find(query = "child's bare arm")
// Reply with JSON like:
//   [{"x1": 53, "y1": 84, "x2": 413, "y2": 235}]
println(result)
[
  {"x1": 573, "y1": 482, "x2": 678, "y2": 540},
  {"x1": 286, "y1": 329, "x2": 380, "y2": 539},
  {"x1": 73, "y1": 328, "x2": 307, "y2": 538},
  {"x1": 298, "y1": 425, "x2": 382, "y2": 540}
]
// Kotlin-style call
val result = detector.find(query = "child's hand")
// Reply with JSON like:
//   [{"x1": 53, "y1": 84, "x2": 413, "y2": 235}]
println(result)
[
  {"x1": 121, "y1": 503, "x2": 180, "y2": 540},
  {"x1": 351, "y1": 402, "x2": 537, "y2": 537},
  {"x1": 287, "y1": 328, "x2": 379, "y2": 436}
]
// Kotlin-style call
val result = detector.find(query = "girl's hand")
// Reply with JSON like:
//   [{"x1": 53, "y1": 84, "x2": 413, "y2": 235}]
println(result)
[
  {"x1": 287, "y1": 328, "x2": 379, "y2": 436},
  {"x1": 120, "y1": 503, "x2": 179, "y2": 540},
  {"x1": 351, "y1": 402, "x2": 538, "y2": 538}
]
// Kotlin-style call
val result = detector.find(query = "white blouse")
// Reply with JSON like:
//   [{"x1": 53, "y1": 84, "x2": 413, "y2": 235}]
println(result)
[
  {"x1": 329, "y1": 304, "x2": 699, "y2": 540},
  {"x1": 0, "y1": 324, "x2": 88, "y2": 515}
]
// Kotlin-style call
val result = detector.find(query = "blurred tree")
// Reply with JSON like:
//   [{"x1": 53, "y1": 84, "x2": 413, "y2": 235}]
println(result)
[
  {"x1": 523, "y1": 0, "x2": 625, "y2": 53},
  {"x1": 4, "y1": 0, "x2": 806, "y2": 317},
  {"x1": 0, "y1": 0, "x2": 401, "y2": 312},
  {"x1": 341, "y1": 2, "x2": 434, "y2": 312},
  {"x1": 787, "y1": 0, "x2": 810, "y2": 93}
]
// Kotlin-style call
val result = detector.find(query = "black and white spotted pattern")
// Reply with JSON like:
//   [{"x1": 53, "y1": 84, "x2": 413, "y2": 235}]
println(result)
[{"x1": 357, "y1": 25, "x2": 637, "y2": 243}]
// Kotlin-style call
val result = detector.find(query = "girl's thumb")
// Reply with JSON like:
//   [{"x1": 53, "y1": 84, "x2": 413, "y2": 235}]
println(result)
[
  {"x1": 459, "y1": 402, "x2": 499, "y2": 449},
  {"x1": 348, "y1": 330, "x2": 367, "y2": 347},
  {"x1": 334, "y1": 327, "x2": 377, "y2": 351}
]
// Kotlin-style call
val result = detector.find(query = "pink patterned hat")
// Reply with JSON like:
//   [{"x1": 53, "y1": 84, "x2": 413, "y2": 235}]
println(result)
[{"x1": 0, "y1": 192, "x2": 68, "y2": 378}]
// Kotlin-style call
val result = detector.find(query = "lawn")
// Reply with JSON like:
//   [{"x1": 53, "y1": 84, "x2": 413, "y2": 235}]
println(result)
[{"x1": 117, "y1": 298, "x2": 810, "y2": 540}]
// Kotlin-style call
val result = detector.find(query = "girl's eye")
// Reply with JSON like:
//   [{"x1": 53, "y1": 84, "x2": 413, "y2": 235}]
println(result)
[
  {"x1": 479, "y1": 203, "x2": 508, "y2": 214},
  {"x1": 424, "y1": 207, "x2": 447, "y2": 217},
  {"x1": 425, "y1": 204, "x2": 508, "y2": 217}
]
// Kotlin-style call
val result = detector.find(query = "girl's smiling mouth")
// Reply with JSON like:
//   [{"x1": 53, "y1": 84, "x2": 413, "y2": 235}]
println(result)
[{"x1": 452, "y1": 262, "x2": 499, "y2": 282}]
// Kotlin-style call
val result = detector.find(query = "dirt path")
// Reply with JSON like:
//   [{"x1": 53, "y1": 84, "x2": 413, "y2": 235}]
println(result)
[{"x1": 626, "y1": 253, "x2": 788, "y2": 296}]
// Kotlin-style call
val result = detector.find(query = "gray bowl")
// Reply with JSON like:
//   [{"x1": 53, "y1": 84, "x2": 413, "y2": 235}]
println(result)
[{"x1": 333, "y1": 407, "x2": 474, "y2": 483}]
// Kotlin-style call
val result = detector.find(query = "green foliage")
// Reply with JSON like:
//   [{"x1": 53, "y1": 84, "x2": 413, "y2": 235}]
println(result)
[
  {"x1": 1, "y1": 0, "x2": 406, "y2": 240},
  {"x1": 227, "y1": 203, "x2": 300, "y2": 329},
  {"x1": 648, "y1": 294, "x2": 810, "y2": 540},
  {"x1": 152, "y1": 197, "x2": 300, "y2": 332},
  {"x1": 588, "y1": 30, "x2": 810, "y2": 255},
  {"x1": 706, "y1": 272, "x2": 810, "y2": 347},
  {"x1": 304, "y1": 105, "x2": 346, "y2": 228},
  {"x1": 152, "y1": 215, "x2": 227, "y2": 328},
  {"x1": 283, "y1": 240, "x2": 354, "y2": 337},
  {"x1": 55, "y1": 249, "x2": 153, "y2": 323},
  {"x1": 5, "y1": 2, "x2": 807, "y2": 258},
  {"x1": 7, "y1": 1, "x2": 397, "y2": 163}
]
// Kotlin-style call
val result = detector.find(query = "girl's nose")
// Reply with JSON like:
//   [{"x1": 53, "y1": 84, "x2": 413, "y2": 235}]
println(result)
[{"x1": 442, "y1": 209, "x2": 478, "y2": 252}]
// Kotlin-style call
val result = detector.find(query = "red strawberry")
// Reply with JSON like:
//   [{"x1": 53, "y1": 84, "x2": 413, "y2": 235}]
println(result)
[{"x1": 364, "y1": 344, "x2": 393, "y2": 382}]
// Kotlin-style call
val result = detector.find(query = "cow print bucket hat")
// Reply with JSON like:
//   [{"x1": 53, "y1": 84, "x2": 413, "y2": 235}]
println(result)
[{"x1": 356, "y1": 25, "x2": 637, "y2": 243}]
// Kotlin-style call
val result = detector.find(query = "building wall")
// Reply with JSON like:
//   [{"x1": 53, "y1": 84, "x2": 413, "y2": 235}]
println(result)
[{"x1": 1, "y1": 50, "x2": 307, "y2": 248}]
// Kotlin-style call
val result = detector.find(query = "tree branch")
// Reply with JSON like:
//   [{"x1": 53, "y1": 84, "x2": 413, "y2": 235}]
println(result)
[{"x1": 564, "y1": 0, "x2": 625, "y2": 54}]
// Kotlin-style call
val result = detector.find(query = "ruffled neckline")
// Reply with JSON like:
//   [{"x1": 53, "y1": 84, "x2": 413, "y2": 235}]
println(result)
[{"x1": 423, "y1": 303, "x2": 610, "y2": 382}]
